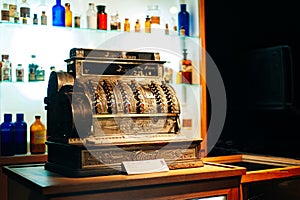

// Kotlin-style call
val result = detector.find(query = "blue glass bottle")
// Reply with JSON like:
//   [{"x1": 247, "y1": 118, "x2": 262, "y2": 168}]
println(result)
[
  {"x1": 0, "y1": 114, "x2": 15, "y2": 156},
  {"x1": 14, "y1": 113, "x2": 27, "y2": 154},
  {"x1": 178, "y1": 4, "x2": 190, "y2": 36},
  {"x1": 52, "y1": 0, "x2": 65, "y2": 26}
]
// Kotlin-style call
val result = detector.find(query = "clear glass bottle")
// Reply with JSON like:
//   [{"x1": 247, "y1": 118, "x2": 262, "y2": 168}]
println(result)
[
  {"x1": 124, "y1": 18, "x2": 130, "y2": 32},
  {"x1": 96, "y1": 5, "x2": 107, "y2": 30},
  {"x1": 0, "y1": 113, "x2": 14, "y2": 156},
  {"x1": 19, "y1": 0, "x2": 30, "y2": 21},
  {"x1": 115, "y1": 11, "x2": 121, "y2": 31},
  {"x1": 28, "y1": 54, "x2": 38, "y2": 82},
  {"x1": 181, "y1": 100, "x2": 193, "y2": 135},
  {"x1": 52, "y1": 0, "x2": 65, "y2": 27},
  {"x1": 110, "y1": 14, "x2": 117, "y2": 30},
  {"x1": 1, "y1": 3, "x2": 10, "y2": 22},
  {"x1": 110, "y1": 12, "x2": 121, "y2": 31},
  {"x1": 1, "y1": 54, "x2": 12, "y2": 82},
  {"x1": 178, "y1": 4, "x2": 190, "y2": 36},
  {"x1": 65, "y1": 3, "x2": 72, "y2": 27},
  {"x1": 36, "y1": 65, "x2": 45, "y2": 81},
  {"x1": 86, "y1": 2, "x2": 97, "y2": 29},
  {"x1": 145, "y1": 15, "x2": 151, "y2": 33},
  {"x1": 30, "y1": 115, "x2": 46, "y2": 154},
  {"x1": 41, "y1": 11, "x2": 47, "y2": 25},
  {"x1": 14, "y1": 10, "x2": 19, "y2": 23},
  {"x1": 14, "y1": 113, "x2": 27, "y2": 154},
  {"x1": 16, "y1": 63, "x2": 24, "y2": 82}
]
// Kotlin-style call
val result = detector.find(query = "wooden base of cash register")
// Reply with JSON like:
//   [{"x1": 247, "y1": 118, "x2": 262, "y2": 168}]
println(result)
[{"x1": 45, "y1": 140, "x2": 204, "y2": 177}]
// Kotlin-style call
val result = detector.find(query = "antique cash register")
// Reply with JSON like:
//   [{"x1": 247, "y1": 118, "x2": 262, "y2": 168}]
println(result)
[{"x1": 44, "y1": 48, "x2": 203, "y2": 177}]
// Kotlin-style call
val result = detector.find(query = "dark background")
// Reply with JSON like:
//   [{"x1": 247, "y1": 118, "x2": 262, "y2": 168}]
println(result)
[{"x1": 205, "y1": 0, "x2": 300, "y2": 158}]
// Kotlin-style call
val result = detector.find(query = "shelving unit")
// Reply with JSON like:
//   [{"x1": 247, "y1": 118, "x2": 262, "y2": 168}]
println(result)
[{"x1": 0, "y1": 0, "x2": 207, "y2": 153}]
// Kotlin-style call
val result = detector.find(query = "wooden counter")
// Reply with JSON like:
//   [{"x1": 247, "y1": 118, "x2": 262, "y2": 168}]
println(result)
[
  {"x1": 3, "y1": 163, "x2": 246, "y2": 200},
  {"x1": 0, "y1": 154, "x2": 48, "y2": 200}
]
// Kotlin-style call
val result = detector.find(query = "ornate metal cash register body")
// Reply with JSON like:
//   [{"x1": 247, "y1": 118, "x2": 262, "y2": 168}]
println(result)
[{"x1": 44, "y1": 48, "x2": 203, "y2": 177}]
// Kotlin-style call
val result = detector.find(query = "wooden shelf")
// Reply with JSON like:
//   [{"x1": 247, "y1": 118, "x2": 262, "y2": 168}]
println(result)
[{"x1": 0, "y1": 153, "x2": 47, "y2": 166}]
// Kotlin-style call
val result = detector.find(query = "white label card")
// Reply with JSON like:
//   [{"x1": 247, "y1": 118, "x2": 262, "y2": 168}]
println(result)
[{"x1": 122, "y1": 159, "x2": 169, "y2": 175}]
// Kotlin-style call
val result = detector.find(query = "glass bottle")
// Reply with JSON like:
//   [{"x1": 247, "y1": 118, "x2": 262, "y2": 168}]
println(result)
[
  {"x1": 134, "y1": 19, "x2": 140, "y2": 32},
  {"x1": 1, "y1": 54, "x2": 12, "y2": 82},
  {"x1": 124, "y1": 18, "x2": 130, "y2": 32},
  {"x1": 16, "y1": 63, "x2": 24, "y2": 82},
  {"x1": 178, "y1": 4, "x2": 190, "y2": 36},
  {"x1": 65, "y1": 3, "x2": 72, "y2": 27},
  {"x1": 110, "y1": 12, "x2": 121, "y2": 31},
  {"x1": 0, "y1": 114, "x2": 14, "y2": 156},
  {"x1": 36, "y1": 65, "x2": 45, "y2": 81},
  {"x1": 146, "y1": 5, "x2": 160, "y2": 28},
  {"x1": 19, "y1": 0, "x2": 30, "y2": 21},
  {"x1": 41, "y1": 11, "x2": 47, "y2": 25},
  {"x1": 33, "y1": 13, "x2": 38, "y2": 25},
  {"x1": 21, "y1": 14, "x2": 27, "y2": 24},
  {"x1": 96, "y1": 5, "x2": 107, "y2": 30},
  {"x1": 1, "y1": 3, "x2": 10, "y2": 22},
  {"x1": 176, "y1": 69, "x2": 182, "y2": 84},
  {"x1": 30, "y1": 115, "x2": 46, "y2": 154},
  {"x1": 181, "y1": 99, "x2": 193, "y2": 135},
  {"x1": 14, "y1": 113, "x2": 27, "y2": 154},
  {"x1": 115, "y1": 12, "x2": 121, "y2": 31},
  {"x1": 165, "y1": 23, "x2": 169, "y2": 35},
  {"x1": 52, "y1": 0, "x2": 65, "y2": 27},
  {"x1": 74, "y1": 16, "x2": 80, "y2": 28},
  {"x1": 86, "y1": 2, "x2": 97, "y2": 29},
  {"x1": 14, "y1": 11, "x2": 19, "y2": 23},
  {"x1": 145, "y1": 15, "x2": 151, "y2": 33},
  {"x1": 9, "y1": 0, "x2": 17, "y2": 22},
  {"x1": 28, "y1": 55, "x2": 38, "y2": 82},
  {"x1": 181, "y1": 49, "x2": 192, "y2": 84},
  {"x1": 110, "y1": 14, "x2": 117, "y2": 30}
]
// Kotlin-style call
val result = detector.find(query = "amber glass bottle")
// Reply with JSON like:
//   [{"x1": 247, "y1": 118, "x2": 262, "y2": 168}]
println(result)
[
  {"x1": 134, "y1": 19, "x2": 140, "y2": 32},
  {"x1": 65, "y1": 3, "x2": 72, "y2": 27},
  {"x1": 145, "y1": 15, "x2": 151, "y2": 33},
  {"x1": 124, "y1": 18, "x2": 130, "y2": 32},
  {"x1": 30, "y1": 115, "x2": 46, "y2": 154}
]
